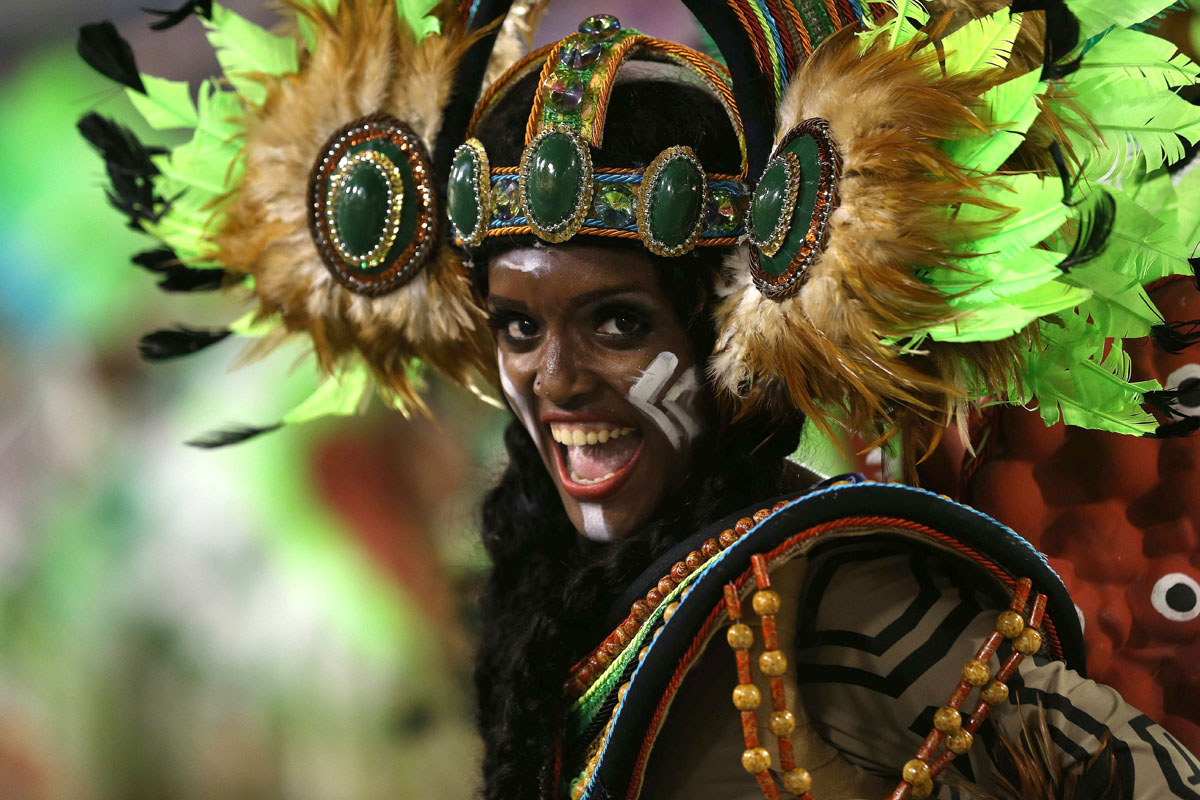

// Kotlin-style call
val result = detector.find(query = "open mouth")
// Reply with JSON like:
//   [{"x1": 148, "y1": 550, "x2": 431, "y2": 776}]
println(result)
[{"x1": 547, "y1": 422, "x2": 644, "y2": 501}]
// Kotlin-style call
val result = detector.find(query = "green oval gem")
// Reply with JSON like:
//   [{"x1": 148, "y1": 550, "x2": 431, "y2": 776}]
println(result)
[
  {"x1": 447, "y1": 148, "x2": 480, "y2": 237},
  {"x1": 527, "y1": 132, "x2": 583, "y2": 229},
  {"x1": 750, "y1": 159, "x2": 790, "y2": 244},
  {"x1": 336, "y1": 161, "x2": 391, "y2": 258},
  {"x1": 649, "y1": 158, "x2": 703, "y2": 248}
]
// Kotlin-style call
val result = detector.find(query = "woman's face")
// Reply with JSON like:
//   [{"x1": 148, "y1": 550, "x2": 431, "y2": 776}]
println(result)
[{"x1": 488, "y1": 245, "x2": 711, "y2": 541}]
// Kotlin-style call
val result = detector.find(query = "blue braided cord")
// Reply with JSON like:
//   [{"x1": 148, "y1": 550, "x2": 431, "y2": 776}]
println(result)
[
  {"x1": 844, "y1": 0, "x2": 868, "y2": 21},
  {"x1": 466, "y1": 0, "x2": 482, "y2": 26},
  {"x1": 752, "y1": 0, "x2": 790, "y2": 90},
  {"x1": 593, "y1": 173, "x2": 642, "y2": 184},
  {"x1": 708, "y1": 179, "x2": 749, "y2": 193},
  {"x1": 488, "y1": 215, "x2": 529, "y2": 228},
  {"x1": 582, "y1": 218, "x2": 637, "y2": 231}
]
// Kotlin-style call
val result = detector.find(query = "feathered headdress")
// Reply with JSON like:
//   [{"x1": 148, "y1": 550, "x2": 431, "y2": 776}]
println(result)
[{"x1": 77, "y1": 0, "x2": 502, "y2": 445}]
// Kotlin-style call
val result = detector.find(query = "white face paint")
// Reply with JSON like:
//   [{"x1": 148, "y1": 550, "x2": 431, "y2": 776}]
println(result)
[
  {"x1": 497, "y1": 347, "x2": 545, "y2": 458},
  {"x1": 627, "y1": 351, "x2": 705, "y2": 451},
  {"x1": 580, "y1": 503, "x2": 614, "y2": 542}
]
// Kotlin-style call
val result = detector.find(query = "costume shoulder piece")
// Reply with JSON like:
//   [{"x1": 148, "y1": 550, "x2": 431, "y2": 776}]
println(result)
[{"x1": 563, "y1": 480, "x2": 1199, "y2": 800}]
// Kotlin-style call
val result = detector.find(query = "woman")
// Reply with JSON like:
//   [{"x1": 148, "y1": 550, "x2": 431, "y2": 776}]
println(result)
[{"x1": 78, "y1": 0, "x2": 1200, "y2": 798}]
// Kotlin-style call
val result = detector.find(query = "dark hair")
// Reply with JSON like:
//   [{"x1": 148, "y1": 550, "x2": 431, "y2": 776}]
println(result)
[{"x1": 470, "y1": 68, "x2": 806, "y2": 799}]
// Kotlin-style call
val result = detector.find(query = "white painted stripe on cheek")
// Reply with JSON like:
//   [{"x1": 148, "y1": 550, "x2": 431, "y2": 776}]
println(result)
[
  {"x1": 628, "y1": 351, "x2": 684, "y2": 449},
  {"x1": 497, "y1": 347, "x2": 544, "y2": 457},
  {"x1": 581, "y1": 503, "x2": 614, "y2": 542},
  {"x1": 662, "y1": 367, "x2": 703, "y2": 441}
]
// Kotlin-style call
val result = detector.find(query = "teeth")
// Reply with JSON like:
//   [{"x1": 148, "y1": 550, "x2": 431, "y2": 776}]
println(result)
[
  {"x1": 549, "y1": 425, "x2": 637, "y2": 446},
  {"x1": 570, "y1": 470, "x2": 618, "y2": 485}
]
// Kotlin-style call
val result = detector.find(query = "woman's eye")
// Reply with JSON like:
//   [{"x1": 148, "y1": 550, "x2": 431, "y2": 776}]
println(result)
[
  {"x1": 506, "y1": 318, "x2": 539, "y2": 341},
  {"x1": 597, "y1": 313, "x2": 644, "y2": 337}
]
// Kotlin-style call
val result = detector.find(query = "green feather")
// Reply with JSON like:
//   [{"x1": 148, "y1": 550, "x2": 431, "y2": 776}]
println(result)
[
  {"x1": 941, "y1": 70, "x2": 1045, "y2": 172},
  {"x1": 858, "y1": 0, "x2": 928, "y2": 50},
  {"x1": 283, "y1": 363, "x2": 371, "y2": 425},
  {"x1": 1066, "y1": 0, "x2": 1180, "y2": 39},
  {"x1": 930, "y1": 247, "x2": 1067, "y2": 307},
  {"x1": 1074, "y1": 28, "x2": 1199, "y2": 90},
  {"x1": 957, "y1": 174, "x2": 1072, "y2": 263},
  {"x1": 203, "y1": 2, "x2": 299, "y2": 104},
  {"x1": 941, "y1": 11, "x2": 1023, "y2": 75},
  {"x1": 127, "y1": 75, "x2": 197, "y2": 130},
  {"x1": 396, "y1": 0, "x2": 441, "y2": 39},
  {"x1": 926, "y1": 282, "x2": 1091, "y2": 342},
  {"x1": 230, "y1": 311, "x2": 282, "y2": 338}
]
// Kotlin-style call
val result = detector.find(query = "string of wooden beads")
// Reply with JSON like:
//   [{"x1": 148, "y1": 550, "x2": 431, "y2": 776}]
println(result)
[
  {"x1": 888, "y1": 578, "x2": 1047, "y2": 800},
  {"x1": 568, "y1": 502, "x2": 788, "y2": 698}
]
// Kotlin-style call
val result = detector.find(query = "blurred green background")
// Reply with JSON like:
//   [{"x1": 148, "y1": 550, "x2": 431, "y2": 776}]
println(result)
[{"x1": 1, "y1": 2, "x2": 1196, "y2": 799}]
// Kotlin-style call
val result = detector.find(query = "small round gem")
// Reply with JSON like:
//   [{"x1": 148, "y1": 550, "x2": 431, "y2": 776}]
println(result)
[
  {"x1": 782, "y1": 767, "x2": 812, "y2": 794},
  {"x1": 759, "y1": 649, "x2": 787, "y2": 676},
  {"x1": 947, "y1": 729, "x2": 974, "y2": 754},
  {"x1": 741, "y1": 746, "x2": 771, "y2": 774},
  {"x1": 752, "y1": 590, "x2": 781, "y2": 616},
  {"x1": 902, "y1": 759, "x2": 930, "y2": 785},
  {"x1": 705, "y1": 189, "x2": 742, "y2": 234},
  {"x1": 493, "y1": 176, "x2": 519, "y2": 223},
  {"x1": 559, "y1": 41, "x2": 604, "y2": 69},
  {"x1": 593, "y1": 183, "x2": 637, "y2": 227},
  {"x1": 981, "y1": 680, "x2": 1010, "y2": 706},
  {"x1": 962, "y1": 659, "x2": 990, "y2": 687},
  {"x1": 933, "y1": 706, "x2": 962, "y2": 733},
  {"x1": 545, "y1": 74, "x2": 585, "y2": 111},
  {"x1": 997, "y1": 610, "x2": 1025, "y2": 639},
  {"x1": 663, "y1": 601, "x2": 679, "y2": 621},
  {"x1": 727, "y1": 623, "x2": 754, "y2": 650},
  {"x1": 912, "y1": 778, "x2": 934, "y2": 799},
  {"x1": 768, "y1": 709, "x2": 796, "y2": 736},
  {"x1": 1015, "y1": 627, "x2": 1043, "y2": 655},
  {"x1": 732, "y1": 683, "x2": 762, "y2": 710},
  {"x1": 579, "y1": 13, "x2": 620, "y2": 36}
]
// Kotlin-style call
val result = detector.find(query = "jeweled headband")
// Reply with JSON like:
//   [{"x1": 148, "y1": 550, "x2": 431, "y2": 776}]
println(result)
[{"x1": 447, "y1": 15, "x2": 759, "y2": 258}]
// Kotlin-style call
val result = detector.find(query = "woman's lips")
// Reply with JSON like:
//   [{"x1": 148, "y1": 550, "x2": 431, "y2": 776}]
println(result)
[{"x1": 547, "y1": 422, "x2": 644, "y2": 501}]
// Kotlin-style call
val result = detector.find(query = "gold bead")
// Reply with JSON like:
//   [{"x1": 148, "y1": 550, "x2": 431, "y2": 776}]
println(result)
[
  {"x1": 996, "y1": 610, "x2": 1025, "y2": 639},
  {"x1": 947, "y1": 729, "x2": 974, "y2": 754},
  {"x1": 1014, "y1": 627, "x2": 1043, "y2": 656},
  {"x1": 638, "y1": 646, "x2": 649, "y2": 661},
  {"x1": 768, "y1": 709, "x2": 796, "y2": 736},
  {"x1": 742, "y1": 746, "x2": 772, "y2": 774},
  {"x1": 981, "y1": 680, "x2": 1009, "y2": 706},
  {"x1": 663, "y1": 601, "x2": 679, "y2": 622},
  {"x1": 571, "y1": 780, "x2": 585, "y2": 800},
  {"x1": 752, "y1": 590, "x2": 781, "y2": 615},
  {"x1": 902, "y1": 758, "x2": 930, "y2": 785},
  {"x1": 911, "y1": 777, "x2": 934, "y2": 798},
  {"x1": 933, "y1": 706, "x2": 962, "y2": 733},
  {"x1": 759, "y1": 649, "x2": 788, "y2": 676},
  {"x1": 727, "y1": 623, "x2": 754, "y2": 650},
  {"x1": 782, "y1": 767, "x2": 812, "y2": 794},
  {"x1": 618, "y1": 682, "x2": 630, "y2": 701},
  {"x1": 962, "y1": 658, "x2": 990, "y2": 687},
  {"x1": 732, "y1": 683, "x2": 762, "y2": 710}
]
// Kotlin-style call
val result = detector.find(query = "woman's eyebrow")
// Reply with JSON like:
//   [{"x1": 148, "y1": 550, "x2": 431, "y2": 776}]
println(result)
[
  {"x1": 486, "y1": 295, "x2": 531, "y2": 312},
  {"x1": 569, "y1": 285, "x2": 650, "y2": 309}
]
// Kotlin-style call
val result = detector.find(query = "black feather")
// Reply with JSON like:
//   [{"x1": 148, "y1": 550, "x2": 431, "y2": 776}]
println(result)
[
  {"x1": 1059, "y1": 189, "x2": 1115, "y2": 271},
  {"x1": 1151, "y1": 416, "x2": 1200, "y2": 437},
  {"x1": 1190, "y1": 254, "x2": 1200, "y2": 290},
  {"x1": 144, "y1": 0, "x2": 213, "y2": 31},
  {"x1": 78, "y1": 113, "x2": 169, "y2": 231},
  {"x1": 187, "y1": 423, "x2": 283, "y2": 448},
  {"x1": 77, "y1": 22, "x2": 146, "y2": 93},
  {"x1": 132, "y1": 247, "x2": 232, "y2": 292},
  {"x1": 138, "y1": 326, "x2": 231, "y2": 361},
  {"x1": 1151, "y1": 319, "x2": 1200, "y2": 354},
  {"x1": 1011, "y1": 0, "x2": 1082, "y2": 80}
]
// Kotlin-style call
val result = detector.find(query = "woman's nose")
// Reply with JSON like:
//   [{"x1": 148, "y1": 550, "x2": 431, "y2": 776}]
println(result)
[{"x1": 533, "y1": 334, "x2": 595, "y2": 405}]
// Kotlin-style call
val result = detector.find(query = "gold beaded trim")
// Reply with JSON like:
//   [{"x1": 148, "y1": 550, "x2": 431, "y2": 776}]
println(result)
[
  {"x1": 636, "y1": 145, "x2": 708, "y2": 258},
  {"x1": 518, "y1": 124, "x2": 594, "y2": 243},
  {"x1": 723, "y1": 557, "x2": 813, "y2": 800},
  {"x1": 748, "y1": 151, "x2": 801, "y2": 258},
  {"x1": 450, "y1": 138, "x2": 491, "y2": 248},
  {"x1": 324, "y1": 150, "x2": 406, "y2": 268},
  {"x1": 889, "y1": 578, "x2": 1047, "y2": 800}
]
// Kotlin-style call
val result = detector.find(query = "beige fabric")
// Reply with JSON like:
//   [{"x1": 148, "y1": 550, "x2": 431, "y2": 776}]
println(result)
[{"x1": 639, "y1": 558, "x2": 891, "y2": 799}]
